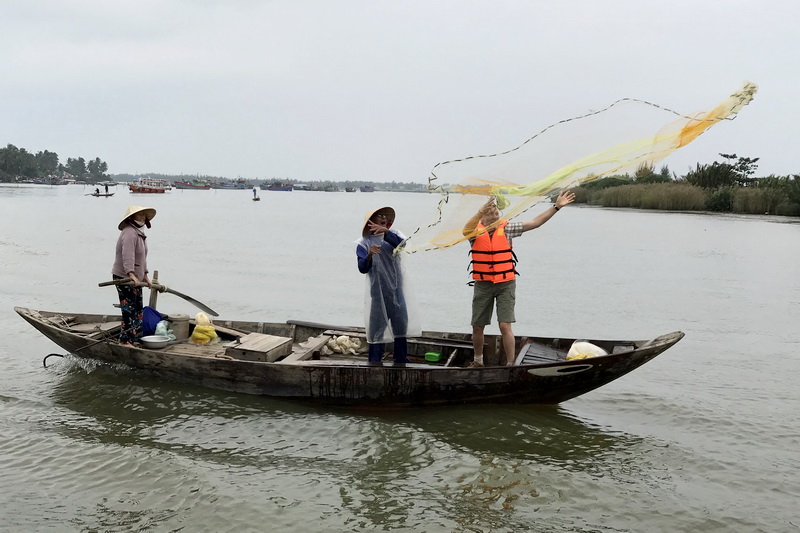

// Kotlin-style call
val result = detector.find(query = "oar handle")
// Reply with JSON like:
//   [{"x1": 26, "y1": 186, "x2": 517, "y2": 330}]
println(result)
[
  {"x1": 98, "y1": 280, "x2": 218, "y2": 316},
  {"x1": 98, "y1": 279, "x2": 165, "y2": 291}
]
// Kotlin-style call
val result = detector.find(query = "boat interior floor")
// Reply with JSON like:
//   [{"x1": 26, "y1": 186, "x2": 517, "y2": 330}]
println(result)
[{"x1": 36, "y1": 312, "x2": 637, "y2": 368}]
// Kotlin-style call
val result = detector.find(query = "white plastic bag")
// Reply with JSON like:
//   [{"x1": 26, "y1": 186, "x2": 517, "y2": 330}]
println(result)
[{"x1": 566, "y1": 341, "x2": 608, "y2": 360}]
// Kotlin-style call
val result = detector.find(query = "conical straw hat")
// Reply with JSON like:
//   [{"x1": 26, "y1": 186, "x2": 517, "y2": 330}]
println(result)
[
  {"x1": 362, "y1": 206, "x2": 395, "y2": 236},
  {"x1": 119, "y1": 205, "x2": 157, "y2": 230}
]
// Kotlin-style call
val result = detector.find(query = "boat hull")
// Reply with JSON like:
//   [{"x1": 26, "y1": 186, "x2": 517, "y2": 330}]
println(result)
[
  {"x1": 173, "y1": 181, "x2": 211, "y2": 190},
  {"x1": 129, "y1": 186, "x2": 166, "y2": 193},
  {"x1": 16, "y1": 307, "x2": 683, "y2": 408}
]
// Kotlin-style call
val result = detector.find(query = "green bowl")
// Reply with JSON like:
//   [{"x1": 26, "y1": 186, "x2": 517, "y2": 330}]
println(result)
[{"x1": 425, "y1": 351, "x2": 442, "y2": 362}]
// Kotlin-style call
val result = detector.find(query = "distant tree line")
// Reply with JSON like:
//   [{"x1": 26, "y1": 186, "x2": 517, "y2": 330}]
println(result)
[
  {"x1": 0, "y1": 143, "x2": 108, "y2": 183},
  {"x1": 572, "y1": 154, "x2": 800, "y2": 216},
  {"x1": 109, "y1": 174, "x2": 425, "y2": 192},
  {"x1": 6, "y1": 141, "x2": 797, "y2": 216}
]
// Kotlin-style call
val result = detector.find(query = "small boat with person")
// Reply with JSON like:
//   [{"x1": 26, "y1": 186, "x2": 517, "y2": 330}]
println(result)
[{"x1": 16, "y1": 304, "x2": 683, "y2": 408}]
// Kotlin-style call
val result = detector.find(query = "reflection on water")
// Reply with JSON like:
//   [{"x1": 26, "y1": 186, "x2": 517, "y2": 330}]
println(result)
[{"x1": 33, "y1": 357, "x2": 664, "y2": 532}]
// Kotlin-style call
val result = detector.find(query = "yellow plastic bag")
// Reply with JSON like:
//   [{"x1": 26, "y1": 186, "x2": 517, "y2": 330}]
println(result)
[{"x1": 191, "y1": 312, "x2": 217, "y2": 344}]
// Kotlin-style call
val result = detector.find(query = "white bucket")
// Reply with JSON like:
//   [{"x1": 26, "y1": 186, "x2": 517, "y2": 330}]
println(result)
[{"x1": 169, "y1": 314, "x2": 190, "y2": 340}]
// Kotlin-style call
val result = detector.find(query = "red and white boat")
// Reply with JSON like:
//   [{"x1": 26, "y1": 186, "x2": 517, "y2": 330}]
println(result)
[{"x1": 128, "y1": 178, "x2": 171, "y2": 193}]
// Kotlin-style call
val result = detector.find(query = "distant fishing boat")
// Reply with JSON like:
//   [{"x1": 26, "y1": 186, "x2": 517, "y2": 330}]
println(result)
[
  {"x1": 128, "y1": 178, "x2": 170, "y2": 193},
  {"x1": 260, "y1": 183, "x2": 293, "y2": 191},
  {"x1": 173, "y1": 180, "x2": 211, "y2": 190},
  {"x1": 211, "y1": 179, "x2": 252, "y2": 190},
  {"x1": 360, "y1": 186, "x2": 375, "y2": 192},
  {"x1": 88, "y1": 192, "x2": 115, "y2": 197}
]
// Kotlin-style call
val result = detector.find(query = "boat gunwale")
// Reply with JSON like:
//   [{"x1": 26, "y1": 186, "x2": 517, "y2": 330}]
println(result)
[{"x1": 15, "y1": 306, "x2": 684, "y2": 372}]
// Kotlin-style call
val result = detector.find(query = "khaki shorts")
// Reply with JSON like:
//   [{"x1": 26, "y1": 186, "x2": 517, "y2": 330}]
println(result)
[{"x1": 471, "y1": 280, "x2": 516, "y2": 326}]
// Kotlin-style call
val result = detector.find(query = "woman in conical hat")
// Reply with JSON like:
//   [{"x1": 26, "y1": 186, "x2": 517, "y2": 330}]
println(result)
[
  {"x1": 111, "y1": 205, "x2": 157, "y2": 345},
  {"x1": 355, "y1": 206, "x2": 420, "y2": 364}
]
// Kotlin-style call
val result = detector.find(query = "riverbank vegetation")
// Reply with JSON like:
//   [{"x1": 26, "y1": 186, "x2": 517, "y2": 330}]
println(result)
[
  {"x1": 0, "y1": 143, "x2": 109, "y2": 183},
  {"x1": 572, "y1": 154, "x2": 800, "y2": 217}
]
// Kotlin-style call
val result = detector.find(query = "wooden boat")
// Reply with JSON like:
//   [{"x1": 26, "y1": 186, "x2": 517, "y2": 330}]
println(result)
[
  {"x1": 88, "y1": 192, "x2": 115, "y2": 197},
  {"x1": 211, "y1": 179, "x2": 251, "y2": 189},
  {"x1": 173, "y1": 180, "x2": 211, "y2": 190},
  {"x1": 260, "y1": 183, "x2": 293, "y2": 191},
  {"x1": 15, "y1": 307, "x2": 683, "y2": 408},
  {"x1": 128, "y1": 178, "x2": 170, "y2": 193}
]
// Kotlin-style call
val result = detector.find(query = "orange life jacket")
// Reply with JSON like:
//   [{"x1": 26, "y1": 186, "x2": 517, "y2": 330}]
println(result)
[{"x1": 469, "y1": 221, "x2": 518, "y2": 283}]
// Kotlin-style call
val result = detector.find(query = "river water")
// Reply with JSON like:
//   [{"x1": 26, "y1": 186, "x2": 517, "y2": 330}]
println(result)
[{"x1": 1, "y1": 183, "x2": 798, "y2": 532}]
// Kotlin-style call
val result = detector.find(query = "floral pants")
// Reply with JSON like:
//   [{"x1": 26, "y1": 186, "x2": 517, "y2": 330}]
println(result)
[{"x1": 114, "y1": 276, "x2": 143, "y2": 344}]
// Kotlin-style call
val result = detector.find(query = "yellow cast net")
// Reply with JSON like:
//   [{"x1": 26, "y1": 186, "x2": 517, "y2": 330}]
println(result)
[{"x1": 398, "y1": 82, "x2": 758, "y2": 254}]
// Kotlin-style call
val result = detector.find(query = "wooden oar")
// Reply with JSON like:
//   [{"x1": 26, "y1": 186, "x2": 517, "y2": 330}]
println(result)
[{"x1": 99, "y1": 279, "x2": 219, "y2": 317}]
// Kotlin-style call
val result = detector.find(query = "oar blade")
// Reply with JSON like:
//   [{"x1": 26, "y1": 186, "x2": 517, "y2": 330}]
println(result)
[{"x1": 164, "y1": 288, "x2": 219, "y2": 317}]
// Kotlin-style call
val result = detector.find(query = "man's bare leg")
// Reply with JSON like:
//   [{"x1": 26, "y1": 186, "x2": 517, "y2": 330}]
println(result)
[
  {"x1": 499, "y1": 322, "x2": 515, "y2": 365},
  {"x1": 471, "y1": 325, "x2": 485, "y2": 366}
]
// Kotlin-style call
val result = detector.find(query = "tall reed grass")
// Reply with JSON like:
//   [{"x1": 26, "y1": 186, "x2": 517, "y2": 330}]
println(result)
[
  {"x1": 732, "y1": 187, "x2": 785, "y2": 214},
  {"x1": 588, "y1": 183, "x2": 706, "y2": 210}
]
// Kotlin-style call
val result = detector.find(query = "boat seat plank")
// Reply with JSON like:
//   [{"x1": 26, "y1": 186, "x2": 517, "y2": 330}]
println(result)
[
  {"x1": 278, "y1": 334, "x2": 331, "y2": 364},
  {"x1": 514, "y1": 341, "x2": 533, "y2": 366},
  {"x1": 225, "y1": 332, "x2": 293, "y2": 362},
  {"x1": 521, "y1": 343, "x2": 563, "y2": 365}
]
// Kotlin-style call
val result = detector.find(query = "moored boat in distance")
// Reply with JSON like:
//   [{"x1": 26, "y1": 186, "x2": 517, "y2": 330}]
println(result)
[
  {"x1": 260, "y1": 182, "x2": 293, "y2": 191},
  {"x1": 16, "y1": 306, "x2": 684, "y2": 408},
  {"x1": 211, "y1": 179, "x2": 252, "y2": 190},
  {"x1": 360, "y1": 185, "x2": 375, "y2": 192},
  {"x1": 174, "y1": 180, "x2": 212, "y2": 190},
  {"x1": 128, "y1": 177, "x2": 171, "y2": 193}
]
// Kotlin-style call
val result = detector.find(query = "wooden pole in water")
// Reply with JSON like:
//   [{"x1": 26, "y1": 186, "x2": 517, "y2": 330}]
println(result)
[{"x1": 149, "y1": 270, "x2": 159, "y2": 308}]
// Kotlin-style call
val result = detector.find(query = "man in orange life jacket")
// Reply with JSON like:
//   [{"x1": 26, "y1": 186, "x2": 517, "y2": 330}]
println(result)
[{"x1": 462, "y1": 190, "x2": 575, "y2": 367}]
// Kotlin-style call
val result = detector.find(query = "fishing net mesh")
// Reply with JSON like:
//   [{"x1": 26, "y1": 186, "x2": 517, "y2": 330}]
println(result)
[{"x1": 399, "y1": 82, "x2": 757, "y2": 254}]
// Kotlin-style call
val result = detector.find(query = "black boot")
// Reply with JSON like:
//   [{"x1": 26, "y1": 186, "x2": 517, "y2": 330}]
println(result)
[
  {"x1": 393, "y1": 337, "x2": 410, "y2": 364},
  {"x1": 368, "y1": 343, "x2": 384, "y2": 363}
]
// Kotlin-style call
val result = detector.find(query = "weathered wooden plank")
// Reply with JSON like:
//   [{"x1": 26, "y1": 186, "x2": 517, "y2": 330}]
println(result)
[
  {"x1": 278, "y1": 334, "x2": 331, "y2": 364},
  {"x1": 163, "y1": 342, "x2": 227, "y2": 358},
  {"x1": 70, "y1": 321, "x2": 122, "y2": 334},
  {"x1": 225, "y1": 332, "x2": 293, "y2": 362}
]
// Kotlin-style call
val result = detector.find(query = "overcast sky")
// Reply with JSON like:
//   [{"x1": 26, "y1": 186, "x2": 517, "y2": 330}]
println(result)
[{"x1": 2, "y1": 0, "x2": 797, "y2": 182}]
